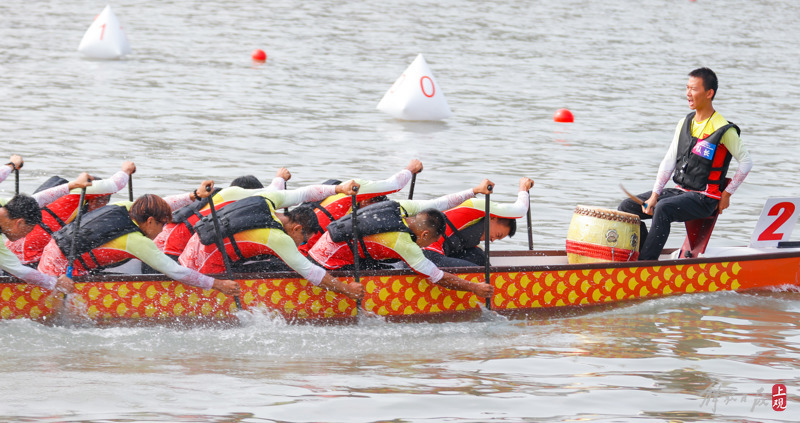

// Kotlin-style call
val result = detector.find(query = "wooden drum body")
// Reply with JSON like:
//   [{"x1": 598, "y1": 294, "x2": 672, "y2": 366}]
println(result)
[{"x1": 566, "y1": 205, "x2": 640, "y2": 264}]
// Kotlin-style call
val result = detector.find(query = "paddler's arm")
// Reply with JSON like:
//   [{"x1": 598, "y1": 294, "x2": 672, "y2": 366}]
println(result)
[
  {"x1": 478, "y1": 177, "x2": 534, "y2": 217},
  {"x1": 32, "y1": 172, "x2": 93, "y2": 207},
  {"x1": 128, "y1": 232, "x2": 240, "y2": 296},
  {"x1": 0, "y1": 244, "x2": 74, "y2": 294},
  {"x1": 398, "y1": 179, "x2": 494, "y2": 215},
  {"x1": 318, "y1": 272, "x2": 364, "y2": 300},
  {"x1": 0, "y1": 155, "x2": 23, "y2": 183},
  {"x1": 162, "y1": 180, "x2": 215, "y2": 211},
  {"x1": 264, "y1": 230, "x2": 363, "y2": 300},
  {"x1": 395, "y1": 233, "x2": 492, "y2": 298},
  {"x1": 437, "y1": 272, "x2": 494, "y2": 298},
  {"x1": 267, "y1": 180, "x2": 359, "y2": 209},
  {"x1": 266, "y1": 167, "x2": 292, "y2": 191},
  {"x1": 355, "y1": 159, "x2": 423, "y2": 196},
  {"x1": 76, "y1": 161, "x2": 135, "y2": 196}
]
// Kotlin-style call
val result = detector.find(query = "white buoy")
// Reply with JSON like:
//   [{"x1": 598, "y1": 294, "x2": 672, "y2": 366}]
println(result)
[
  {"x1": 377, "y1": 54, "x2": 453, "y2": 121},
  {"x1": 78, "y1": 5, "x2": 132, "y2": 60}
]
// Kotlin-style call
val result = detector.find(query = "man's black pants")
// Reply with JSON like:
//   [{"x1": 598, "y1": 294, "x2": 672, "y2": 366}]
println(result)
[{"x1": 618, "y1": 188, "x2": 718, "y2": 260}]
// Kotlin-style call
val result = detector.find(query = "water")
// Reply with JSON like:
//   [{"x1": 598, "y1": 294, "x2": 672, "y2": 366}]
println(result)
[{"x1": 1, "y1": 0, "x2": 799, "y2": 421}]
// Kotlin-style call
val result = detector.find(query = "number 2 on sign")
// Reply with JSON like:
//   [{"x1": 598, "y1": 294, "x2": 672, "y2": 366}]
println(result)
[{"x1": 757, "y1": 202, "x2": 796, "y2": 241}]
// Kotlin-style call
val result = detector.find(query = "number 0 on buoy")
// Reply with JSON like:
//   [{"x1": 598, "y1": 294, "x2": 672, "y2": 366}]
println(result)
[{"x1": 376, "y1": 53, "x2": 452, "y2": 121}]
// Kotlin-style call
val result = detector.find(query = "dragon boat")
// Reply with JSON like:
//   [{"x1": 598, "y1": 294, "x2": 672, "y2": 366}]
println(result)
[{"x1": 2, "y1": 198, "x2": 799, "y2": 326}]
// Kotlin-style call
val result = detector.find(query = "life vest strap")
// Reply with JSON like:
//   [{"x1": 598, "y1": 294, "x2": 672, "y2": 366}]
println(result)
[
  {"x1": 40, "y1": 206, "x2": 68, "y2": 234},
  {"x1": 312, "y1": 203, "x2": 337, "y2": 226},
  {"x1": 227, "y1": 235, "x2": 244, "y2": 263}
]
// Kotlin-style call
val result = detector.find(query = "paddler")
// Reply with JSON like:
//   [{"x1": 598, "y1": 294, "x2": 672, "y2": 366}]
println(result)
[
  {"x1": 0, "y1": 173, "x2": 93, "y2": 294},
  {"x1": 154, "y1": 168, "x2": 291, "y2": 259},
  {"x1": 6, "y1": 161, "x2": 137, "y2": 267},
  {"x1": 177, "y1": 180, "x2": 364, "y2": 300},
  {"x1": 0, "y1": 155, "x2": 24, "y2": 185},
  {"x1": 423, "y1": 177, "x2": 534, "y2": 267},
  {"x1": 297, "y1": 159, "x2": 424, "y2": 255},
  {"x1": 618, "y1": 68, "x2": 753, "y2": 260},
  {"x1": 36, "y1": 181, "x2": 241, "y2": 297},
  {"x1": 306, "y1": 180, "x2": 496, "y2": 298}
]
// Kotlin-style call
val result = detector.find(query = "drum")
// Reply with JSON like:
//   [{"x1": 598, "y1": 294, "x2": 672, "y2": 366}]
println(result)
[{"x1": 566, "y1": 205, "x2": 640, "y2": 264}]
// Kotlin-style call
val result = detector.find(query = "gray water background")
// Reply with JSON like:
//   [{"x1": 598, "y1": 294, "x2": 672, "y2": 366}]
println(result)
[{"x1": 1, "y1": 0, "x2": 799, "y2": 421}]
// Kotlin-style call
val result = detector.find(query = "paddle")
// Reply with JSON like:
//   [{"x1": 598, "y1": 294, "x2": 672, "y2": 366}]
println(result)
[
  {"x1": 283, "y1": 181, "x2": 288, "y2": 213},
  {"x1": 204, "y1": 185, "x2": 243, "y2": 311},
  {"x1": 350, "y1": 187, "x2": 361, "y2": 308},
  {"x1": 54, "y1": 186, "x2": 88, "y2": 319},
  {"x1": 128, "y1": 174, "x2": 133, "y2": 201},
  {"x1": 408, "y1": 173, "x2": 416, "y2": 200},
  {"x1": 9, "y1": 158, "x2": 22, "y2": 195},
  {"x1": 66, "y1": 187, "x2": 88, "y2": 280},
  {"x1": 620, "y1": 184, "x2": 648, "y2": 209},
  {"x1": 483, "y1": 184, "x2": 493, "y2": 309},
  {"x1": 527, "y1": 200, "x2": 533, "y2": 251}
]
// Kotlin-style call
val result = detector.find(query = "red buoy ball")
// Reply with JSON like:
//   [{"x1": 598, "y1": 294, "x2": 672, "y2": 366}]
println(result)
[
  {"x1": 251, "y1": 49, "x2": 267, "y2": 62},
  {"x1": 553, "y1": 108, "x2": 574, "y2": 123}
]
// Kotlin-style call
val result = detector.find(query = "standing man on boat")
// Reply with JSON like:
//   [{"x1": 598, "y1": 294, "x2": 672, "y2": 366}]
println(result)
[
  {"x1": 307, "y1": 180, "x2": 496, "y2": 298},
  {"x1": 424, "y1": 177, "x2": 534, "y2": 267},
  {"x1": 6, "y1": 161, "x2": 137, "y2": 267},
  {"x1": 618, "y1": 68, "x2": 753, "y2": 260},
  {"x1": 0, "y1": 173, "x2": 93, "y2": 294}
]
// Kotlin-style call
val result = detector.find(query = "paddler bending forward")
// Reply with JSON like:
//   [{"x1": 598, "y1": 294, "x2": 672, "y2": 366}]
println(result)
[
  {"x1": 178, "y1": 180, "x2": 364, "y2": 300},
  {"x1": 6, "y1": 161, "x2": 137, "y2": 267},
  {"x1": 307, "y1": 180, "x2": 497, "y2": 299},
  {"x1": 37, "y1": 181, "x2": 240, "y2": 296},
  {"x1": 424, "y1": 177, "x2": 534, "y2": 267},
  {"x1": 0, "y1": 172, "x2": 94, "y2": 294},
  {"x1": 155, "y1": 167, "x2": 290, "y2": 259}
]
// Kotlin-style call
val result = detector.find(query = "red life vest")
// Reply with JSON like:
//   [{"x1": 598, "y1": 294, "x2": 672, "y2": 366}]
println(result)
[
  {"x1": 425, "y1": 202, "x2": 517, "y2": 255},
  {"x1": 157, "y1": 194, "x2": 235, "y2": 257}
]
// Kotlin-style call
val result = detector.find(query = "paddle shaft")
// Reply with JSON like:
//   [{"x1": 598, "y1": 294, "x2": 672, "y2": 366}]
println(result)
[
  {"x1": 205, "y1": 187, "x2": 243, "y2": 310},
  {"x1": 283, "y1": 181, "x2": 288, "y2": 213},
  {"x1": 128, "y1": 174, "x2": 133, "y2": 201},
  {"x1": 66, "y1": 188, "x2": 87, "y2": 279},
  {"x1": 350, "y1": 189, "x2": 361, "y2": 308},
  {"x1": 408, "y1": 173, "x2": 416, "y2": 200},
  {"x1": 527, "y1": 203, "x2": 533, "y2": 251},
  {"x1": 484, "y1": 185, "x2": 493, "y2": 309},
  {"x1": 14, "y1": 168, "x2": 19, "y2": 195}
]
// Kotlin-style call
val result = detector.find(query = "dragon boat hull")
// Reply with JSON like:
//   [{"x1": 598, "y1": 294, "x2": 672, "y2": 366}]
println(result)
[{"x1": 2, "y1": 247, "x2": 799, "y2": 327}]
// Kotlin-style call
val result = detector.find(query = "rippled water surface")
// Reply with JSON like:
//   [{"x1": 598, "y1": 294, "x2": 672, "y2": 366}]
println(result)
[{"x1": 1, "y1": 0, "x2": 799, "y2": 421}]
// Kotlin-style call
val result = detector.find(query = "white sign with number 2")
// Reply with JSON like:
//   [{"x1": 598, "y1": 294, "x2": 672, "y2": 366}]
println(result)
[{"x1": 749, "y1": 197, "x2": 800, "y2": 247}]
